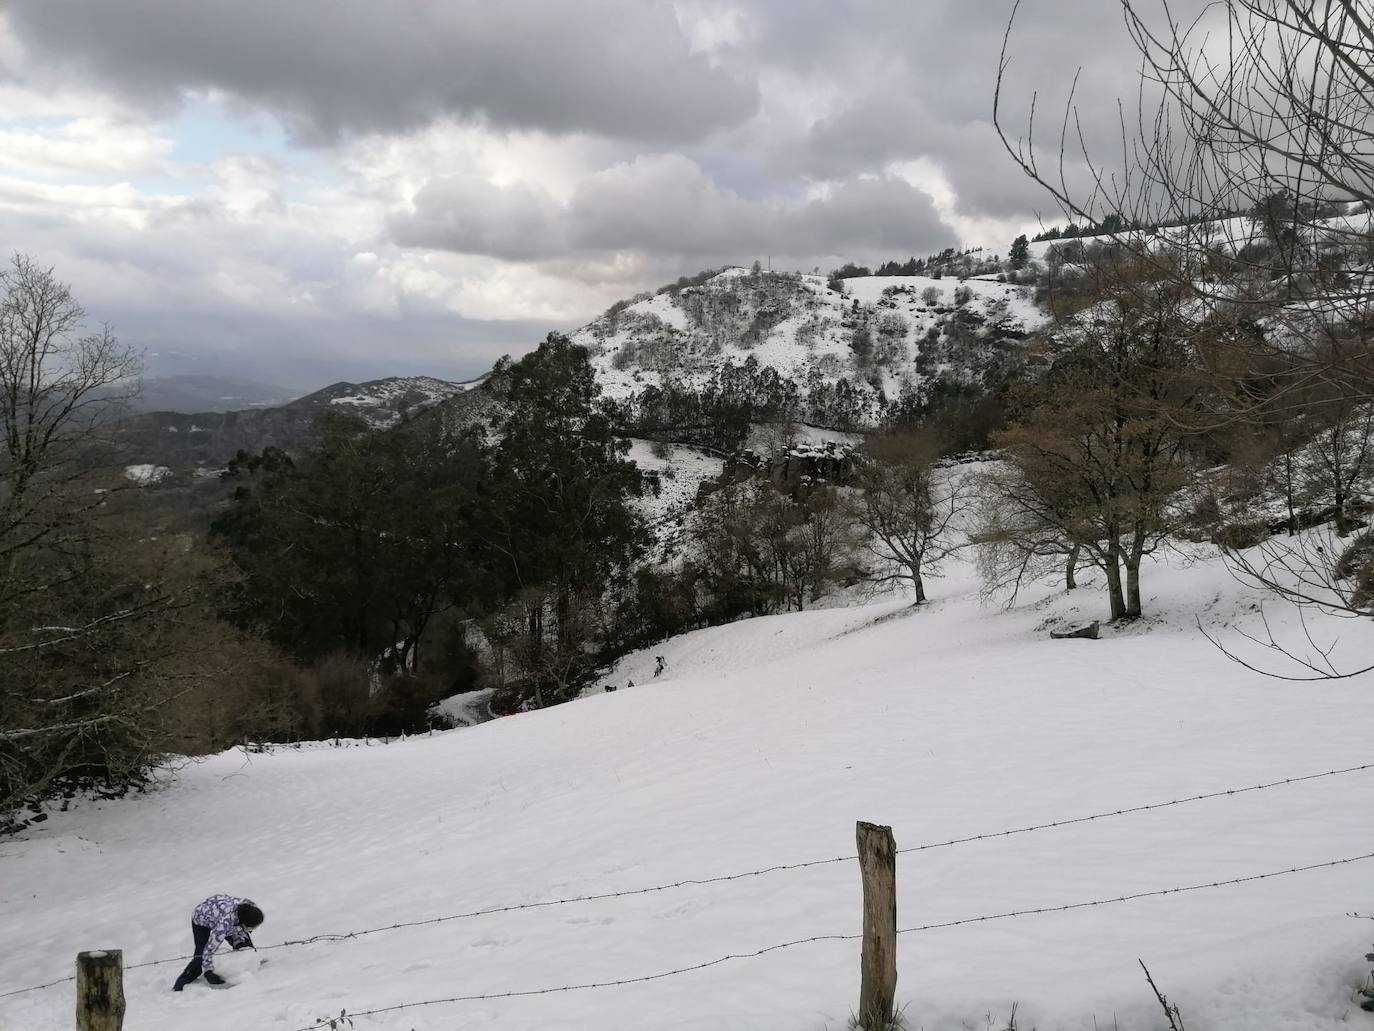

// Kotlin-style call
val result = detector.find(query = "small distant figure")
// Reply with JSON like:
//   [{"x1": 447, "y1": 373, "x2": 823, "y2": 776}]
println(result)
[
  {"x1": 604, "y1": 682, "x2": 616, "y2": 693},
  {"x1": 172, "y1": 894, "x2": 264, "y2": 991},
  {"x1": 627, "y1": 679, "x2": 634, "y2": 690},
  {"x1": 653, "y1": 656, "x2": 666, "y2": 678},
  {"x1": 518, "y1": 699, "x2": 531, "y2": 713}
]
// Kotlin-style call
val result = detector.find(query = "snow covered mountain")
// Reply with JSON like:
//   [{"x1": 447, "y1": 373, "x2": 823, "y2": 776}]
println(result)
[
  {"x1": 113, "y1": 375, "x2": 479, "y2": 466},
  {"x1": 574, "y1": 266, "x2": 1047, "y2": 438},
  {"x1": 287, "y1": 375, "x2": 478, "y2": 429}
]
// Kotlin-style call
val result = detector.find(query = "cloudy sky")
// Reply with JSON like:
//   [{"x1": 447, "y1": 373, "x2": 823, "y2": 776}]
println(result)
[{"x1": 0, "y1": 1, "x2": 1157, "y2": 388}]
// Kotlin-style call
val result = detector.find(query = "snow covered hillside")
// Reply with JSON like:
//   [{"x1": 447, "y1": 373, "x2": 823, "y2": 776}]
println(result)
[
  {"x1": 3, "y1": 538, "x2": 1373, "y2": 1031},
  {"x1": 292, "y1": 375, "x2": 479, "y2": 430},
  {"x1": 575, "y1": 267, "x2": 1046, "y2": 429}
]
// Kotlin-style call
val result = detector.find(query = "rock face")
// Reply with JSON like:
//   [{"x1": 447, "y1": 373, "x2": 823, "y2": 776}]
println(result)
[
  {"x1": 699, "y1": 440, "x2": 857, "y2": 503},
  {"x1": 1050, "y1": 621, "x2": 1100, "y2": 640}
]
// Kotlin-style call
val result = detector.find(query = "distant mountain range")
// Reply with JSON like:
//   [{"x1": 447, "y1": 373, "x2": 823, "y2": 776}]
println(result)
[
  {"x1": 114, "y1": 375, "x2": 484, "y2": 466},
  {"x1": 127, "y1": 375, "x2": 301, "y2": 414}
]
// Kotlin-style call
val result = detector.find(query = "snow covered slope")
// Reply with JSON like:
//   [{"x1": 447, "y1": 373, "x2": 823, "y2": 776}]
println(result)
[
  {"x1": 575, "y1": 267, "x2": 1046, "y2": 428},
  {"x1": 288, "y1": 375, "x2": 479, "y2": 430},
  {"x1": 2, "y1": 546, "x2": 1373, "y2": 1031}
]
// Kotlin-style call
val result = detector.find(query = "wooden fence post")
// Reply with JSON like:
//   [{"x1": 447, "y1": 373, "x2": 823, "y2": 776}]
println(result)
[
  {"x1": 76, "y1": 950, "x2": 124, "y2": 1031},
  {"x1": 856, "y1": 821, "x2": 897, "y2": 1030}
]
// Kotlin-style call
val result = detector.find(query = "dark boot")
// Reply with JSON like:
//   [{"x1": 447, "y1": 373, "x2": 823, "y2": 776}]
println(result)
[{"x1": 173, "y1": 922, "x2": 210, "y2": 991}]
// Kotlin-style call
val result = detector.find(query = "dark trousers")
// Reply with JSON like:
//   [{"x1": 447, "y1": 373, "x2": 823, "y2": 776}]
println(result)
[{"x1": 174, "y1": 922, "x2": 211, "y2": 987}]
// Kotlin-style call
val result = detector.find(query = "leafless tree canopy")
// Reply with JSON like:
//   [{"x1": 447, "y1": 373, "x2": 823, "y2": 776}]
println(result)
[
  {"x1": 995, "y1": 2, "x2": 1374, "y2": 666},
  {"x1": 0, "y1": 255, "x2": 206, "y2": 822},
  {"x1": 849, "y1": 430, "x2": 970, "y2": 605}
]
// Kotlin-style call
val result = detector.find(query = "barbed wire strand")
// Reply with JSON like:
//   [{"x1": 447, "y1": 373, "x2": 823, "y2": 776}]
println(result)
[
  {"x1": 893, "y1": 761, "x2": 1374, "y2": 856},
  {"x1": 285, "y1": 851, "x2": 1374, "y2": 1031},
  {"x1": 2, "y1": 759, "x2": 1369, "y2": 1002}
]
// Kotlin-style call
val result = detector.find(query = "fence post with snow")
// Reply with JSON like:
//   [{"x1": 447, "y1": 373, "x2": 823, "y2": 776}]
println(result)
[
  {"x1": 856, "y1": 821, "x2": 897, "y2": 1029},
  {"x1": 75, "y1": 950, "x2": 124, "y2": 1031}
]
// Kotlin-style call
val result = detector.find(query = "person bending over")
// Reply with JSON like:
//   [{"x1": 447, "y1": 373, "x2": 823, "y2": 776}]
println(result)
[{"x1": 172, "y1": 894, "x2": 264, "y2": 991}]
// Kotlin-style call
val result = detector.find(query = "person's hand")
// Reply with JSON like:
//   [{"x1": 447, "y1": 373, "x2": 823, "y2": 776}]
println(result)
[
  {"x1": 229, "y1": 930, "x2": 255, "y2": 951},
  {"x1": 204, "y1": 971, "x2": 227, "y2": 986}
]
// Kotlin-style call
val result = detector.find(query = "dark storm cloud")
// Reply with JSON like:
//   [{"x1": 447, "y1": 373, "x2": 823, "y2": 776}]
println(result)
[
  {"x1": 390, "y1": 155, "x2": 957, "y2": 264},
  {"x1": 745, "y1": 0, "x2": 1209, "y2": 220},
  {"x1": 4, "y1": 0, "x2": 759, "y2": 143}
]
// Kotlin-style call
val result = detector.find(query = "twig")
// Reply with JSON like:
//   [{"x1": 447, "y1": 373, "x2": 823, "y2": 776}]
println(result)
[{"x1": 1139, "y1": 959, "x2": 1186, "y2": 1031}]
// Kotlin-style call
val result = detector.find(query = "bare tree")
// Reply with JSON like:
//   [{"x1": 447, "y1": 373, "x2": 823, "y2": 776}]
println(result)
[
  {"x1": 995, "y1": 2, "x2": 1374, "y2": 657},
  {"x1": 0, "y1": 256, "x2": 210, "y2": 824},
  {"x1": 987, "y1": 251, "x2": 1202, "y2": 620},
  {"x1": 974, "y1": 468, "x2": 1083, "y2": 607},
  {"x1": 1, "y1": 254, "x2": 139, "y2": 597},
  {"x1": 849, "y1": 431, "x2": 970, "y2": 605}
]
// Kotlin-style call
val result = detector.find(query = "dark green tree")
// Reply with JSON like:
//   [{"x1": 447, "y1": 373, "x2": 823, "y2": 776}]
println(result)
[
  {"x1": 1009, "y1": 234, "x2": 1030, "y2": 269},
  {"x1": 483, "y1": 333, "x2": 654, "y2": 703},
  {"x1": 212, "y1": 413, "x2": 485, "y2": 670}
]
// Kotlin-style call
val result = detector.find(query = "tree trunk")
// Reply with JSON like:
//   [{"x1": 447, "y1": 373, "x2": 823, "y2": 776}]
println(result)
[
  {"x1": 1065, "y1": 543, "x2": 1080, "y2": 590},
  {"x1": 1124, "y1": 526, "x2": 1148, "y2": 619},
  {"x1": 911, "y1": 565, "x2": 926, "y2": 605},
  {"x1": 1103, "y1": 551, "x2": 1127, "y2": 621},
  {"x1": 1284, "y1": 452, "x2": 1298, "y2": 536},
  {"x1": 1124, "y1": 558, "x2": 1142, "y2": 619}
]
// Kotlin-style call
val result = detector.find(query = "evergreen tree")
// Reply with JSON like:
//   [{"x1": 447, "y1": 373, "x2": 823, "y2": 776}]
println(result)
[
  {"x1": 212, "y1": 413, "x2": 485, "y2": 669},
  {"x1": 1009, "y1": 234, "x2": 1030, "y2": 269},
  {"x1": 483, "y1": 333, "x2": 654, "y2": 702}
]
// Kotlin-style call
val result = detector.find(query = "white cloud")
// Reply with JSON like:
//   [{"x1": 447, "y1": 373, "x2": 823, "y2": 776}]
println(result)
[{"x1": 0, "y1": 117, "x2": 173, "y2": 178}]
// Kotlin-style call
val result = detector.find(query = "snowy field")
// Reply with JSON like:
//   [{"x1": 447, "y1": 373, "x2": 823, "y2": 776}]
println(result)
[{"x1": 3, "y1": 544, "x2": 1374, "y2": 1031}]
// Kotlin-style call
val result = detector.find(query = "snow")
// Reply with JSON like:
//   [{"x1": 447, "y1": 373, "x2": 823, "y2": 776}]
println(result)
[
  {"x1": 123, "y1": 464, "x2": 172, "y2": 485},
  {"x1": 624, "y1": 438, "x2": 724, "y2": 554},
  {"x1": 579, "y1": 268, "x2": 1047, "y2": 417},
  {"x1": 316, "y1": 376, "x2": 475, "y2": 430},
  {"x1": 431, "y1": 688, "x2": 496, "y2": 728},
  {"x1": 3, "y1": 534, "x2": 1374, "y2": 1030},
  {"x1": 743, "y1": 422, "x2": 862, "y2": 454}
]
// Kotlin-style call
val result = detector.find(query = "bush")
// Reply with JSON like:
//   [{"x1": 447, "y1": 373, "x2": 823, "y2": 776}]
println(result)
[{"x1": 1214, "y1": 520, "x2": 1270, "y2": 550}]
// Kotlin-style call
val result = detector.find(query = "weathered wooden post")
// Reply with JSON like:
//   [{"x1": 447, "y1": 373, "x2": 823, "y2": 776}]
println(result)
[
  {"x1": 856, "y1": 821, "x2": 897, "y2": 1029},
  {"x1": 76, "y1": 950, "x2": 125, "y2": 1031}
]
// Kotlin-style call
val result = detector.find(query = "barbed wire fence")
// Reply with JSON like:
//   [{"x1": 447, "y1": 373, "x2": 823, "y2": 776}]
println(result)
[
  {"x1": 283, "y1": 850, "x2": 1374, "y2": 1031},
  {"x1": 4, "y1": 759, "x2": 1371, "y2": 1026}
]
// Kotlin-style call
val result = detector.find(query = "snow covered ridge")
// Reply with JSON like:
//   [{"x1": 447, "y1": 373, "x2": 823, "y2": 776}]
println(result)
[
  {"x1": 574, "y1": 267, "x2": 1047, "y2": 431},
  {"x1": 309, "y1": 375, "x2": 480, "y2": 430}
]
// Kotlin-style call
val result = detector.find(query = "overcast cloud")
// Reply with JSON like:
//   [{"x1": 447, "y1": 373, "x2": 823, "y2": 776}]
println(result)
[{"x1": 0, "y1": 1, "x2": 1177, "y2": 388}]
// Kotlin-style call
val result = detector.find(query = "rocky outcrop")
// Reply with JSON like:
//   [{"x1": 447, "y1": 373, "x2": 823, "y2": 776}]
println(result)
[{"x1": 697, "y1": 440, "x2": 857, "y2": 503}]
